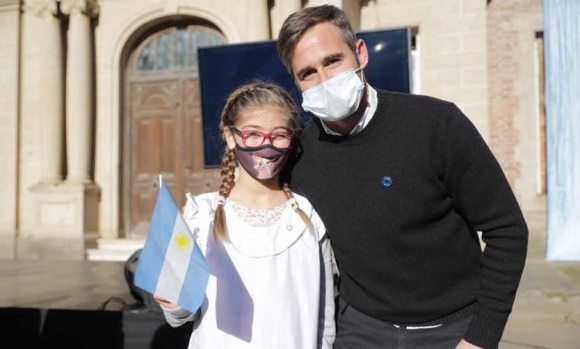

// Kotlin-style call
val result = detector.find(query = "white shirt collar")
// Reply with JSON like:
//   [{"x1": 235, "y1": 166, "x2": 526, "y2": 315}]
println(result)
[{"x1": 320, "y1": 84, "x2": 378, "y2": 136}]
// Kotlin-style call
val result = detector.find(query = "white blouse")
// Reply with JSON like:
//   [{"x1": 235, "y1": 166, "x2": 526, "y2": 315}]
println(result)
[{"x1": 160, "y1": 191, "x2": 336, "y2": 349}]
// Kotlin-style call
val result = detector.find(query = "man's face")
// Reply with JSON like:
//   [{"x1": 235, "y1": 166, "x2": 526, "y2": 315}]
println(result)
[{"x1": 290, "y1": 22, "x2": 367, "y2": 92}]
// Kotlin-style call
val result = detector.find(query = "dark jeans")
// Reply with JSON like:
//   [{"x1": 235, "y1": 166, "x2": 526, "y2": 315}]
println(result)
[{"x1": 334, "y1": 297, "x2": 472, "y2": 349}]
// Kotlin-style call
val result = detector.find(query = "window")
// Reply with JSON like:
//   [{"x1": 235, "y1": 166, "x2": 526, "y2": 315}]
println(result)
[{"x1": 136, "y1": 26, "x2": 225, "y2": 72}]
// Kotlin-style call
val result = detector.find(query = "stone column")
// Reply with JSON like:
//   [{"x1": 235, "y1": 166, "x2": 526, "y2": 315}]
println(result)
[
  {"x1": 270, "y1": 0, "x2": 301, "y2": 39},
  {"x1": 31, "y1": 0, "x2": 64, "y2": 184},
  {"x1": 341, "y1": 0, "x2": 361, "y2": 31},
  {"x1": 62, "y1": 0, "x2": 98, "y2": 184},
  {"x1": 360, "y1": 0, "x2": 379, "y2": 31},
  {"x1": 21, "y1": 0, "x2": 100, "y2": 260},
  {"x1": 0, "y1": 0, "x2": 21, "y2": 259},
  {"x1": 247, "y1": 0, "x2": 270, "y2": 41}
]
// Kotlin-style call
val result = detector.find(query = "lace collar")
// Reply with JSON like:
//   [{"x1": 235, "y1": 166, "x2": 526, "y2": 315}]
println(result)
[{"x1": 228, "y1": 199, "x2": 287, "y2": 227}]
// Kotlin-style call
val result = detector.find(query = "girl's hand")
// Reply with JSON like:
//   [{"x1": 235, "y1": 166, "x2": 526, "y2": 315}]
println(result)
[
  {"x1": 153, "y1": 294, "x2": 178, "y2": 309},
  {"x1": 455, "y1": 339, "x2": 482, "y2": 349}
]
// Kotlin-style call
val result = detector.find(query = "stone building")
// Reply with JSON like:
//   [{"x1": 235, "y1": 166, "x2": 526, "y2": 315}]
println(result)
[{"x1": 0, "y1": 0, "x2": 547, "y2": 261}]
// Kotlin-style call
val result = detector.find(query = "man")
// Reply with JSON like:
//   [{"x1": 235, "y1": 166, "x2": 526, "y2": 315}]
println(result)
[{"x1": 276, "y1": 5, "x2": 528, "y2": 349}]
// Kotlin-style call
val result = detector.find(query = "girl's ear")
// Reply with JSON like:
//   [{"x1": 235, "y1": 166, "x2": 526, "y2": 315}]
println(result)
[{"x1": 224, "y1": 127, "x2": 236, "y2": 150}]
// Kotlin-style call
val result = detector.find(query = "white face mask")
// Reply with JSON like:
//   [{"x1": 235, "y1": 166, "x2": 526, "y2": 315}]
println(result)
[{"x1": 301, "y1": 65, "x2": 366, "y2": 122}]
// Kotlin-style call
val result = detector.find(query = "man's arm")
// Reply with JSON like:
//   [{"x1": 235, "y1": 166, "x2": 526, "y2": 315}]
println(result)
[{"x1": 442, "y1": 104, "x2": 529, "y2": 349}]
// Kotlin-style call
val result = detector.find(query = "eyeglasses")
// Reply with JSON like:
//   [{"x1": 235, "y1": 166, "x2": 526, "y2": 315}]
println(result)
[{"x1": 229, "y1": 127, "x2": 294, "y2": 149}]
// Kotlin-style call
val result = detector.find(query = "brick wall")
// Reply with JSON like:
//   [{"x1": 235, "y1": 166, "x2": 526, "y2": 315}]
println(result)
[
  {"x1": 487, "y1": 0, "x2": 546, "y2": 234},
  {"x1": 487, "y1": 0, "x2": 543, "y2": 186}
]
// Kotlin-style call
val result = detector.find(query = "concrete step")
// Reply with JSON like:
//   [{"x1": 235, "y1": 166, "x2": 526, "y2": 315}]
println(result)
[
  {"x1": 86, "y1": 239, "x2": 145, "y2": 262},
  {"x1": 96, "y1": 238, "x2": 146, "y2": 250}
]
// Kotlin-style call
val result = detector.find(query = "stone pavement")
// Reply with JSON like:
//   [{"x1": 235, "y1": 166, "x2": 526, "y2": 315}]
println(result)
[
  {"x1": 500, "y1": 231, "x2": 580, "y2": 349},
  {"x1": 1, "y1": 229, "x2": 579, "y2": 348}
]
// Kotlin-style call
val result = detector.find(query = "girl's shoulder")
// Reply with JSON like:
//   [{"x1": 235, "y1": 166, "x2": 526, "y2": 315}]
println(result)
[{"x1": 182, "y1": 191, "x2": 220, "y2": 222}]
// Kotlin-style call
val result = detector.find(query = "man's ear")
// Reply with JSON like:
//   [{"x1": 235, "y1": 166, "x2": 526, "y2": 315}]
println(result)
[{"x1": 356, "y1": 38, "x2": 369, "y2": 67}]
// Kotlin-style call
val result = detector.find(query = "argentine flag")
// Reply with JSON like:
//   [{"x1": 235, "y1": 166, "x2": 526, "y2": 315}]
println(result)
[{"x1": 134, "y1": 176, "x2": 210, "y2": 313}]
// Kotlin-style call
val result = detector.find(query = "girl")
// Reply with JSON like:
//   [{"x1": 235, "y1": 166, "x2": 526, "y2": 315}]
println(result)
[{"x1": 153, "y1": 81, "x2": 335, "y2": 348}]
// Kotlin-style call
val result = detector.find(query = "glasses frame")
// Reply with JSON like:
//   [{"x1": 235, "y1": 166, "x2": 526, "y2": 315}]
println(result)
[{"x1": 229, "y1": 127, "x2": 295, "y2": 149}]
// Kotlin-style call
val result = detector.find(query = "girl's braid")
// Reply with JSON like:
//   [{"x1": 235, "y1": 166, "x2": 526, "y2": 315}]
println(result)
[
  {"x1": 214, "y1": 149, "x2": 237, "y2": 242},
  {"x1": 282, "y1": 183, "x2": 313, "y2": 231}
]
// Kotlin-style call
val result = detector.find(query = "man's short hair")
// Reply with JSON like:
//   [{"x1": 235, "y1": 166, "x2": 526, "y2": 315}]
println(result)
[{"x1": 276, "y1": 4, "x2": 358, "y2": 75}]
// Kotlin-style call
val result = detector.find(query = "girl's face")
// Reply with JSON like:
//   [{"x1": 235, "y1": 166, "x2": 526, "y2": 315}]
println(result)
[
  {"x1": 225, "y1": 105, "x2": 292, "y2": 150},
  {"x1": 225, "y1": 105, "x2": 293, "y2": 181}
]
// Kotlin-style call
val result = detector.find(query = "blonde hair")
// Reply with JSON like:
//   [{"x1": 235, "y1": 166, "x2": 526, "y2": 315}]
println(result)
[{"x1": 213, "y1": 81, "x2": 312, "y2": 242}]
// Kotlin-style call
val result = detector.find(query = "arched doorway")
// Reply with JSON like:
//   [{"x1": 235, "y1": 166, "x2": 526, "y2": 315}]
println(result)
[{"x1": 124, "y1": 23, "x2": 225, "y2": 238}]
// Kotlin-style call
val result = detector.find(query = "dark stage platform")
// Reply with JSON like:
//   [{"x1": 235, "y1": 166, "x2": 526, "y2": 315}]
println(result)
[{"x1": 0, "y1": 259, "x2": 192, "y2": 348}]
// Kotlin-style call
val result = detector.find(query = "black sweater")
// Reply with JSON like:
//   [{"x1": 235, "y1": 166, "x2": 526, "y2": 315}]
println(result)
[{"x1": 289, "y1": 90, "x2": 528, "y2": 348}]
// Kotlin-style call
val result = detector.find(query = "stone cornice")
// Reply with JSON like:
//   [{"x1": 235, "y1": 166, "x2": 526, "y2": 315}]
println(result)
[
  {"x1": 0, "y1": 3, "x2": 19, "y2": 13},
  {"x1": 60, "y1": 0, "x2": 99, "y2": 17},
  {"x1": 25, "y1": 0, "x2": 58, "y2": 18},
  {"x1": 0, "y1": 0, "x2": 20, "y2": 7}
]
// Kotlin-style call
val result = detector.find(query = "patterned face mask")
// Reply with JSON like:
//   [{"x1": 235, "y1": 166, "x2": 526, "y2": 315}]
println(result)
[{"x1": 234, "y1": 144, "x2": 291, "y2": 180}]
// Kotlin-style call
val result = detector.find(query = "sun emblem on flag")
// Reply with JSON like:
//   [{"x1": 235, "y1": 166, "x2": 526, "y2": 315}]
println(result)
[{"x1": 174, "y1": 232, "x2": 190, "y2": 249}]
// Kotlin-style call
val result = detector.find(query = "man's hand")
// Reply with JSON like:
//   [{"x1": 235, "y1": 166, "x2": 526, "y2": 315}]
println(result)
[
  {"x1": 153, "y1": 294, "x2": 178, "y2": 309},
  {"x1": 455, "y1": 339, "x2": 483, "y2": 349}
]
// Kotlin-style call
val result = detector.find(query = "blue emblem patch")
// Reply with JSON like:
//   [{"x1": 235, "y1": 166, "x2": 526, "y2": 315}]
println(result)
[{"x1": 381, "y1": 176, "x2": 393, "y2": 187}]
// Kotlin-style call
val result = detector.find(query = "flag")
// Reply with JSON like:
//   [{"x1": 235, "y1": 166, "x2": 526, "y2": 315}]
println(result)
[{"x1": 134, "y1": 175, "x2": 210, "y2": 313}]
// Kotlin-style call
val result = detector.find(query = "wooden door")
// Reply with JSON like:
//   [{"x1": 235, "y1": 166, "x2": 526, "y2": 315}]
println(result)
[{"x1": 125, "y1": 25, "x2": 225, "y2": 238}]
